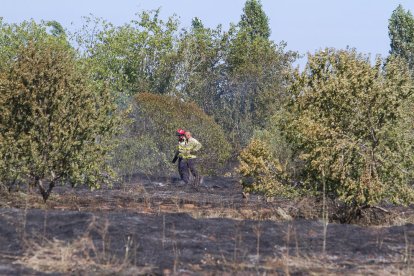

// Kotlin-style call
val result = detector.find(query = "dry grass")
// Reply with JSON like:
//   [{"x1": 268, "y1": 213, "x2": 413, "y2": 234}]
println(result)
[
  {"x1": 201, "y1": 252, "x2": 413, "y2": 275},
  {"x1": 2, "y1": 190, "x2": 414, "y2": 275},
  {"x1": 14, "y1": 217, "x2": 154, "y2": 275},
  {"x1": 0, "y1": 180, "x2": 403, "y2": 225}
]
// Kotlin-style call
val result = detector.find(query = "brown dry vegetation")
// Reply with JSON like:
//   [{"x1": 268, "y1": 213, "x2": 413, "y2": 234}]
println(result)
[{"x1": 1, "y1": 175, "x2": 414, "y2": 275}]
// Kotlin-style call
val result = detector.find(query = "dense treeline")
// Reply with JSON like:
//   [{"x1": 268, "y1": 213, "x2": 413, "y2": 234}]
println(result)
[
  {"x1": 239, "y1": 4, "x2": 414, "y2": 212},
  {"x1": 0, "y1": 1, "x2": 414, "y2": 214}
]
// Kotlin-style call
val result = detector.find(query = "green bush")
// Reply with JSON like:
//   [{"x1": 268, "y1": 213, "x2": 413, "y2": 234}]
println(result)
[
  {"x1": 0, "y1": 35, "x2": 119, "y2": 201},
  {"x1": 238, "y1": 48, "x2": 414, "y2": 210},
  {"x1": 281, "y1": 49, "x2": 414, "y2": 208},
  {"x1": 111, "y1": 134, "x2": 170, "y2": 181},
  {"x1": 112, "y1": 93, "x2": 232, "y2": 177},
  {"x1": 237, "y1": 139, "x2": 298, "y2": 198}
]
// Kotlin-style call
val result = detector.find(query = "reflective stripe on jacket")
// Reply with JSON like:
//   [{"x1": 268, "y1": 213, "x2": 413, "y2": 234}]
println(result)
[{"x1": 177, "y1": 137, "x2": 202, "y2": 159}]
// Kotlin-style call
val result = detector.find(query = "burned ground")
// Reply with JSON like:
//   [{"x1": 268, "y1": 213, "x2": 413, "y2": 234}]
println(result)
[{"x1": 1, "y1": 175, "x2": 414, "y2": 275}]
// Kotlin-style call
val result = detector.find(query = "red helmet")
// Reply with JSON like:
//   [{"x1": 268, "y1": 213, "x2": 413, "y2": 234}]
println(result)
[{"x1": 176, "y1": 128, "x2": 185, "y2": 135}]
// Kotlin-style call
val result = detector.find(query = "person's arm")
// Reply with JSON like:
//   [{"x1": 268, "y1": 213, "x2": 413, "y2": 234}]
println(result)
[
  {"x1": 173, "y1": 142, "x2": 185, "y2": 162},
  {"x1": 172, "y1": 150, "x2": 179, "y2": 163},
  {"x1": 190, "y1": 138, "x2": 202, "y2": 152}
]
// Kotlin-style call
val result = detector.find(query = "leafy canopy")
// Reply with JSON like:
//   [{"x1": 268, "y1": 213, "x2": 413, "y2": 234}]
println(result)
[
  {"x1": 389, "y1": 5, "x2": 414, "y2": 74},
  {"x1": 0, "y1": 30, "x2": 120, "y2": 200},
  {"x1": 75, "y1": 10, "x2": 179, "y2": 100},
  {"x1": 238, "y1": 139, "x2": 297, "y2": 198},
  {"x1": 111, "y1": 93, "x2": 232, "y2": 177},
  {"x1": 239, "y1": 0, "x2": 271, "y2": 40},
  {"x1": 282, "y1": 48, "x2": 414, "y2": 207}
]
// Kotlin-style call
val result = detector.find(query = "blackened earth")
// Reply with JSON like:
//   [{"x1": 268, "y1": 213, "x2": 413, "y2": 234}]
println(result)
[{"x1": 1, "y1": 175, "x2": 414, "y2": 275}]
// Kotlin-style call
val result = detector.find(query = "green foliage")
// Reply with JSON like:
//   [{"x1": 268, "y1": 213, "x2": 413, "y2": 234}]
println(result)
[
  {"x1": 237, "y1": 139, "x2": 297, "y2": 198},
  {"x1": 175, "y1": 21, "x2": 228, "y2": 115},
  {"x1": 253, "y1": 114, "x2": 303, "y2": 181},
  {"x1": 44, "y1": 20, "x2": 67, "y2": 38},
  {"x1": 208, "y1": 0, "x2": 297, "y2": 149},
  {"x1": 0, "y1": 35, "x2": 120, "y2": 201},
  {"x1": 282, "y1": 48, "x2": 414, "y2": 208},
  {"x1": 75, "y1": 10, "x2": 179, "y2": 101},
  {"x1": 389, "y1": 5, "x2": 414, "y2": 73},
  {"x1": 174, "y1": 14, "x2": 284, "y2": 152},
  {"x1": 222, "y1": 21, "x2": 296, "y2": 148},
  {"x1": 71, "y1": 6, "x2": 294, "y2": 153},
  {"x1": 112, "y1": 93, "x2": 232, "y2": 178},
  {"x1": 0, "y1": 20, "x2": 69, "y2": 71},
  {"x1": 111, "y1": 134, "x2": 169, "y2": 181},
  {"x1": 239, "y1": 0, "x2": 271, "y2": 40},
  {"x1": 0, "y1": 4, "x2": 297, "y2": 192}
]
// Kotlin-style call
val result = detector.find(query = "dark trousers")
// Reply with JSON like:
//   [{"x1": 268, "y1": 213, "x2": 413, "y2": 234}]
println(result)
[{"x1": 178, "y1": 158, "x2": 199, "y2": 184}]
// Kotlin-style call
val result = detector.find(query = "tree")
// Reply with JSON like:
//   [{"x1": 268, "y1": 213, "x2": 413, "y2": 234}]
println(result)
[
  {"x1": 389, "y1": 5, "x2": 414, "y2": 73},
  {"x1": 75, "y1": 10, "x2": 180, "y2": 101},
  {"x1": 239, "y1": 0, "x2": 271, "y2": 40},
  {"x1": 72, "y1": 5, "x2": 296, "y2": 153},
  {"x1": 44, "y1": 20, "x2": 66, "y2": 37},
  {"x1": 281, "y1": 48, "x2": 414, "y2": 209},
  {"x1": 0, "y1": 20, "x2": 59, "y2": 71},
  {"x1": 220, "y1": 0, "x2": 296, "y2": 148},
  {"x1": 0, "y1": 37, "x2": 119, "y2": 201},
  {"x1": 132, "y1": 93, "x2": 232, "y2": 175},
  {"x1": 174, "y1": 19, "x2": 228, "y2": 116}
]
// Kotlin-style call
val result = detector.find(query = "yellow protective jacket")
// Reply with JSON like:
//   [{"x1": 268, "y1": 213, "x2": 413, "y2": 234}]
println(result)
[{"x1": 178, "y1": 137, "x2": 202, "y2": 159}]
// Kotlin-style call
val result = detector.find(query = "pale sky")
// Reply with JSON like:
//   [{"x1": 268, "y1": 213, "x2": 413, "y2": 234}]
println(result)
[{"x1": 2, "y1": 1, "x2": 414, "y2": 67}]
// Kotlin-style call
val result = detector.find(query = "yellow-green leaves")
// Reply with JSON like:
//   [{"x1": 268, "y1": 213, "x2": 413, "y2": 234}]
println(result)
[
  {"x1": 284, "y1": 48, "x2": 414, "y2": 207},
  {"x1": 111, "y1": 93, "x2": 231, "y2": 178},
  {"x1": 0, "y1": 35, "x2": 120, "y2": 200},
  {"x1": 237, "y1": 139, "x2": 297, "y2": 198}
]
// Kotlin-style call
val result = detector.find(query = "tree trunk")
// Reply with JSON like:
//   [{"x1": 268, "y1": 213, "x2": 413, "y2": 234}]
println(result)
[{"x1": 37, "y1": 177, "x2": 55, "y2": 202}]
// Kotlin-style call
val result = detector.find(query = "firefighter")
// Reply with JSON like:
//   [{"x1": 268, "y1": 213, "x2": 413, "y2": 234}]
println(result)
[{"x1": 179, "y1": 131, "x2": 202, "y2": 187}]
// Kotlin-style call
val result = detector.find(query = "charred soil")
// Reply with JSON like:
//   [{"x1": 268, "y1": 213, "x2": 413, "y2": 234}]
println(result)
[{"x1": 1, "y1": 175, "x2": 414, "y2": 275}]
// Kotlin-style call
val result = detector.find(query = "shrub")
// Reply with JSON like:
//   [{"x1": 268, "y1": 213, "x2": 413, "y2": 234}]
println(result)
[
  {"x1": 0, "y1": 38, "x2": 119, "y2": 201},
  {"x1": 112, "y1": 93, "x2": 232, "y2": 177},
  {"x1": 282, "y1": 48, "x2": 414, "y2": 208},
  {"x1": 111, "y1": 134, "x2": 170, "y2": 181},
  {"x1": 237, "y1": 139, "x2": 297, "y2": 198}
]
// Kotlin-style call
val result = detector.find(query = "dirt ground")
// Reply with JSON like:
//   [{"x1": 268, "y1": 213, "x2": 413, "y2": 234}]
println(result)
[{"x1": 1, "y1": 175, "x2": 414, "y2": 275}]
